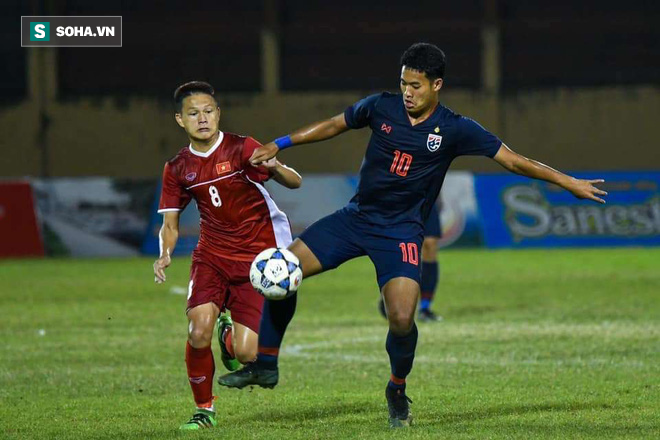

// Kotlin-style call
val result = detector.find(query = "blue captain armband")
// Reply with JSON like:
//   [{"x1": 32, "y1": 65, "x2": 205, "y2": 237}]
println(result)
[{"x1": 274, "y1": 135, "x2": 293, "y2": 150}]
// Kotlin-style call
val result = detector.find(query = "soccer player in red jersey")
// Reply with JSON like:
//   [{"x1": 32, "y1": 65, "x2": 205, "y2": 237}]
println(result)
[{"x1": 152, "y1": 81, "x2": 302, "y2": 430}]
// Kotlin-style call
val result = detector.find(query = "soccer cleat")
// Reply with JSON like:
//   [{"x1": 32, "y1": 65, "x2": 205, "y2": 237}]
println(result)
[
  {"x1": 378, "y1": 298, "x2": 387, "y2": 319},
  {"x1": 418, "y1": 308, "x2": 442, "y2": 322},
  {"x1": 386, "y1": 386, "x2": 413, "y2": 428},
  {"x1": 179, "y1": 408, "x2": 218, "y2": 430},
  {"x1": 217, "y1": 362, "x2": 278, "y2": 389},
  {"x1": 217, "y1": 313, "x2": 240, "y2": 371}
]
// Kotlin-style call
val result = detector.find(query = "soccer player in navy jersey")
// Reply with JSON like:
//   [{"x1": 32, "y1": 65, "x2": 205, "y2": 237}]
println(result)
[
  {"x1": 153, "y1": 81, "x2": 302, "y2": 430},
  {"x1": 217, "y1": 43, "x2": 607, "y2": 428}
]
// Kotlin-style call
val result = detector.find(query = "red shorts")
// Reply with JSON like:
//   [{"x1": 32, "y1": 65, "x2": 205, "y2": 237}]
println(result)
[{"x1": 188, "y1": 248, "x2": 264, "y2": 333}]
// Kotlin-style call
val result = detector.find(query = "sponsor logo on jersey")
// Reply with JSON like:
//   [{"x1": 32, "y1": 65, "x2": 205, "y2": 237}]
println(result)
[
  {"x1": 185, "y1": 172, "x2": 197, "y2": 181},
  {"x1": 427, "y1": 133, "x2": 443, "y2": 152},
  {"x1": 380, "y1": 123, "x2": 392, "y2": 134},
  {"x1": 216, "y1": 161, "x2": 232, "y2": 175}
]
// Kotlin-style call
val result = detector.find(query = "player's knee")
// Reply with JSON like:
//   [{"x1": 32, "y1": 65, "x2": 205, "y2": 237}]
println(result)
[
  {"x1": 188, "y1": 326, "x2": 212, "y2": 348},
  {"x1": 388, "y1": 310, "x2": 414, "y2": 334},
  {"x1": 234, "y1": 345, "x2": 258, "y2": 364}
]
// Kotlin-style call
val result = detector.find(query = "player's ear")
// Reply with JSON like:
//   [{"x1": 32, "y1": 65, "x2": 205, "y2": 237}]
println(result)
[
  {"x1": 433, "y1": 78, "x2": 443, "y2": 92},
  {"x1": 175, "y1": 113, "x2": 185, "y2": 128}
]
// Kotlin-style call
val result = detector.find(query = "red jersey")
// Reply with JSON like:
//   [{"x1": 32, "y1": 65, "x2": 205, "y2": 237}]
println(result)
[{"x1": 158, "y1": 131, "x2": 292, "y2": 261}]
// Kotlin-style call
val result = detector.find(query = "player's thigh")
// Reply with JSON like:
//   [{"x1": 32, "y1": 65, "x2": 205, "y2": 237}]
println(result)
[
  {"x1": 382, "y1": 277, "x2": 420, "y2": 334},
  {"x1": 188, "y1": 251, "x2": 230, "y2": 312},
  {"x1": 382, "y1": 277, "x2": 420, "y2": 314},
  {"x1": 421, "y1": 236, "x2": 439, "y2": 262},
  {"x1": 289, "y1": 238, "x2": 322, "y2": 278},
  {"x1": 296, "y1": 209, "x2": 365, "y2": 278},
  {"x1": 226, "y1": 278, "x2": 265, "y2": 335}
]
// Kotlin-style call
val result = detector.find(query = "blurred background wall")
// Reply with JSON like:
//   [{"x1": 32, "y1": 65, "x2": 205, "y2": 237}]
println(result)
[{"x1": 1, "y1": 0, "x2": 658, "y2": 177}]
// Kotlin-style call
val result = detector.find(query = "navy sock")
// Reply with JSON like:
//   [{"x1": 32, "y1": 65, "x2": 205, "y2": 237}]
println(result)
[
  {"x1": 385, "y1": 323, "x2": 418, "y2": 387},
  {"x1": 420, "y1": 261, "x2": 438, "y2": 310},
  {"x1": 256, "y1": 293, "x2": 297, "y2": 369}
]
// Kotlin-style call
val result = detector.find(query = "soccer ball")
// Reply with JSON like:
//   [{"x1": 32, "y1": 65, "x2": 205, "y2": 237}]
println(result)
[{"x1": 250, "y1": 248, "x2": 303, "y2": 300}]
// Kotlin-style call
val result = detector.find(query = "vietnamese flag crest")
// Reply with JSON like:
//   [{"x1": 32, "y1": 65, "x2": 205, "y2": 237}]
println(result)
[{"x1": 216, "y1": 161, "x2": 232, "y2": 175}]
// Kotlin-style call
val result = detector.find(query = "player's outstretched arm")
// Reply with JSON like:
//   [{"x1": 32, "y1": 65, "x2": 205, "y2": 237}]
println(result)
[
  {"x1": 250, "y1": 113, "x2": 349, "y2": 165},
  {"x1": 262, "y1": 158, "x2": 302, "y2": 189},
  {"x1": 153, "y1": 211, "x2": 180, "y2": 283},
  {"x1": 493, "y1": 143, "x2": 608, "y2": 204}
]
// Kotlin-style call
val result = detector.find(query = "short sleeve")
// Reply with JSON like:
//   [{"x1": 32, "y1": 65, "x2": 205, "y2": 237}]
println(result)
[
  {"x1": 344, "y1": 93, "x2": 382, "y2": 129},
  {"x1": 455, "y1": 117, "x2": 502, "y2": 158},
  {"x1": 242, "y1": 137, "x2": 271, "y2": 183},
  {"x1": 158, "y1": 162, "x2": 192, "y2": 213}
]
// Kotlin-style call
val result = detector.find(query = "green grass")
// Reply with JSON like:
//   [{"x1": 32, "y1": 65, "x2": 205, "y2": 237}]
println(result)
[{"x1": 0, "y1": 248, "x2": 659, "y2": 439}]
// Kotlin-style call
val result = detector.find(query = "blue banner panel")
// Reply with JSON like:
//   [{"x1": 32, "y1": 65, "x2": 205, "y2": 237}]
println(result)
[
  {"x1": 475, "y1": 172, "x2": 660, "y2": 248},
  {"x1": 141, "y1": 182, "x2": 200, "y2": 256}
]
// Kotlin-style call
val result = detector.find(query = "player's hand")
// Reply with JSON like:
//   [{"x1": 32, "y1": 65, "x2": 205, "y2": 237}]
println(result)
[
  {"x1": 261, "y1": 157, "x2": 279, "y2": 170},
  {"x1": 249, "y1": 143, "x2": 279, "y2": 165},
  {"x1": 565, "y1": 178, "x2": 608, "y2": 204},
  {"x1": 153, "y1": 255, "x2": 171, "y2": 283}
]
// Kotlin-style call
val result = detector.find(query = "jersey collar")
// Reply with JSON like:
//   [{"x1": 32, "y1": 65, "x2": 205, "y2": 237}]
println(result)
[
  {"x1": 401, "y1": 99, "x2": 441, "y2": 127},
  {"x1": 188, "y1": 131, "x2": 224, "y2": 158}
]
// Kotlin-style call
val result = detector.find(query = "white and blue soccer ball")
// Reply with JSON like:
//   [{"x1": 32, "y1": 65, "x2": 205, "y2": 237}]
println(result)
[{"x1": 250, "y1": 248, "x2": 303, "y2": 300}]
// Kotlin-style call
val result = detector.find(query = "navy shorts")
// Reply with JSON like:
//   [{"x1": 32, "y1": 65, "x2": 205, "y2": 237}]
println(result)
[
  {"x1": 424, "y1": 203, "x2": 442, "y2": 238},
  {"x1": 298, "y1": 208, "x2": 423, "y2": 289}
]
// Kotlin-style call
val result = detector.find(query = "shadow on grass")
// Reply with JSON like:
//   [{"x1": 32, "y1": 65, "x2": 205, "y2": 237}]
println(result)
[
  {"x1": 427, "y1": 401, "x2": 624, "y2": 425},
  {"x1": 237, "y1": 399, "x2": 381, "y2": 424}
]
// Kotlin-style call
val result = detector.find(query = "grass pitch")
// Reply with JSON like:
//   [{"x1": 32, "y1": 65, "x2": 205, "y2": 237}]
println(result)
[{"x1": 0, "y1": 248, "x2": 659, "y2": 439}]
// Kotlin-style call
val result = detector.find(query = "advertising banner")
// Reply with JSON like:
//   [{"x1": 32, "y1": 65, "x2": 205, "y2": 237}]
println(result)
[
  {"x1": 32, "y1": 178, "x2": 156, "y2": 257},
  {"x1": 141, "y1": 182, "x2": 201, "y2": 256},
  {"x1": 0, "y1": 182, "x2": 44, "y2": 258},
  {"x1": 475, "y1": 172, "x2": 660, "y2": 248}
]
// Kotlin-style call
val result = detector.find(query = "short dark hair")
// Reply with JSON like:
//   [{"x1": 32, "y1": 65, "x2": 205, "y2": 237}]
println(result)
[
  {"x1": 173, "y1": 81, "x2": 215, "y2": 112},
  {"x1": 400, "y1": 43, "x2": 446, "y2": 80}
]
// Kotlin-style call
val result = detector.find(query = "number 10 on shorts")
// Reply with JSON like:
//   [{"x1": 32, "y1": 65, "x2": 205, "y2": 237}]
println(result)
[{"x1": 399, "y1": 242, "x2": 418, "y2": 265}]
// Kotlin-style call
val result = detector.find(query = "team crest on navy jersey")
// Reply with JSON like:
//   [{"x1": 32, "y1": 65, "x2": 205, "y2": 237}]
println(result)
[{"x1": 427, "y1": 133, "x2": 443, "y2": 152}]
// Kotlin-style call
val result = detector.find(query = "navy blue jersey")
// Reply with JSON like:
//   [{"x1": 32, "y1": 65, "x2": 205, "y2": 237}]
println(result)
[{"x1": 344, "y1": 92, "x2": 501, "y2": 236}]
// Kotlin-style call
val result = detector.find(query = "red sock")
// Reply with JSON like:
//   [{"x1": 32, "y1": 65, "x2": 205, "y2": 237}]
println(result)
[
  {"x1": 185, "y1": 341, "x2": 215, "y2": 408},
  {"x1": 223, "y1": 327, "x2": 235, "y2": 358}
]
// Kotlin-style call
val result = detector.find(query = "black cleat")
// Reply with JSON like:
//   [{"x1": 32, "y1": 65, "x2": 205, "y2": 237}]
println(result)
[
  {"x1": 418, "y1": 308, "x2": 442, "y2": 322},
  {"x1": 217, "y1": 362, "x2": 278, "y2": 389},
  {"x1": 378, "y1": 299, "x2": 387, "y2": 319},
  {"x1": 386, "y1": 386, "x2": 413, "y2": 428}
]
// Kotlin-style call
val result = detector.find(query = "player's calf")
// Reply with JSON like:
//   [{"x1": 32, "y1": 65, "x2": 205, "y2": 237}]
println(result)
[{"x1": 234, "y1": 343, "x2": 258, "y2": 364}]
